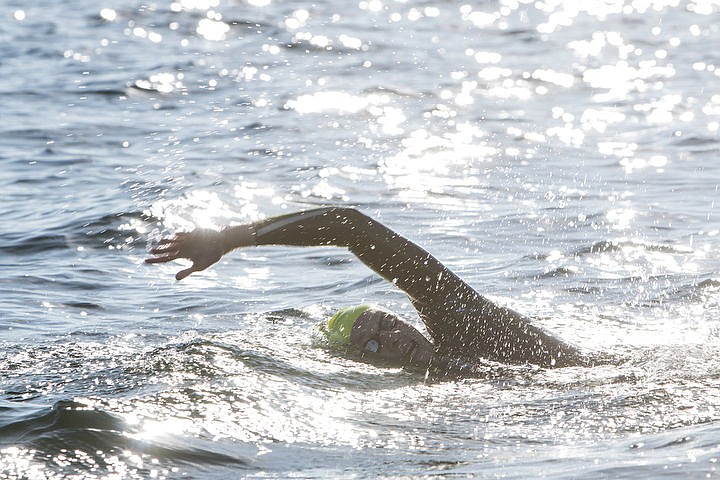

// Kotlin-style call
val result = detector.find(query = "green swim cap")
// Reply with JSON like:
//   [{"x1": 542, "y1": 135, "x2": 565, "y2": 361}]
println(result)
[{"x1": 324, "y1": 305, "x2": 371, "y2": 346}]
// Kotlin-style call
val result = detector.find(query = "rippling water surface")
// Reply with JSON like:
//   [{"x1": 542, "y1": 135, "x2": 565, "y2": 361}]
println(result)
[{"x1": 2, "y1": 0, "x2": 720, "y2": 478}]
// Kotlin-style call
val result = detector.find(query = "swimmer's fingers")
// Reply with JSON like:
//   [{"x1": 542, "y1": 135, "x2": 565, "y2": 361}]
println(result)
[
  {"x1": 146, "y1": 232, "x2": 194, "y2": 261},
  {"x1": 176, "y1": 264, "x2": 200, "y2": 281},
  {"x1": 145, "y1": 251, "x2": 211, "y2": 280},
  {"x1": 148, "y1": 244, "x2": 178, "y2": 255},
  {"x1": 144, "y1": 252, "x2": 179, "y2": 264},
  {"x1": 149, "y1": 232, "x2": 189, "y2": 251},
  {"x1": 174, "y1": 251, "x2": 222, "y2": 280},
  {"x1": 146, "y1": 239, "x2": 182, "y2": 263}
]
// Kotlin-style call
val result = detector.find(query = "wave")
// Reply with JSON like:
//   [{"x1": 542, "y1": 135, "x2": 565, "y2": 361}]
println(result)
[
  {"x1": 0, "y1": 400, "x2": 251, "y2": 475},
  {"x1": 571, "y1": 239, "x2": 691, "y2": 257},
  {"x1": 0, "y1": 210, "x2": 156, "y2": 255},
  {"x1": 642, "y1": 277, "x2": 720, "y2": 305},
  {"x1": 671, "y1": 135, "x2": 719, "y2": 149},
  {"x1": 538, "y1": 266, "x2": 577, "y2": 278}
]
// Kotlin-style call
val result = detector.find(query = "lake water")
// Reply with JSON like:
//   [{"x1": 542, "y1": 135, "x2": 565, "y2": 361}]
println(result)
[{"x1": 1, "y1": 0, "x2": 720, "y2": 478}]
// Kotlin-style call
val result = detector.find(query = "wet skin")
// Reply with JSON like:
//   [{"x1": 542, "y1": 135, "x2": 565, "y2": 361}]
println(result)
[{"x1": 350, "y1": 309, "x2": 435, "y2": 368}]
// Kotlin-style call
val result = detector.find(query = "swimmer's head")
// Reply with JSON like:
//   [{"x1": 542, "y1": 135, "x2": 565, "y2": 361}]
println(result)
[
  {"x1": 323, "y1": 304, "x2": 371, "y2": 347},
  {"x1": 324, "y1": 305, "x2": 434, "y2": 368}
]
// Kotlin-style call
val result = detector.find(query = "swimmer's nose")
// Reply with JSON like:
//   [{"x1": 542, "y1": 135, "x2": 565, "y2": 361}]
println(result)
[{"x1": 393, "y1": 335, "x2": 414, "y2": 355}]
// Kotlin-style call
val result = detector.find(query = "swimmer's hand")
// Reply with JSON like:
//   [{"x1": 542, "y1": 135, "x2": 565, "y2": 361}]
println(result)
[{"x1": 145, "y1": 225, "x2": 255, "y2": 280}]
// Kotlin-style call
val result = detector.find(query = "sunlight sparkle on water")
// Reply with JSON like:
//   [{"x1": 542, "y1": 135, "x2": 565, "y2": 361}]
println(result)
[
  {"x1": 146, "y1": 183, "x2": 280, "y2": 246},
  {"x1": 359, "y1": 0, "x2": 384, "y2": 13},
  {"x1": 99, "y1": 8, "x2": 117, "y2": 22},
  {"x1": 294, "y1": 178, "x2": 349, "y2": 201},
  {"x1": 284, "y1": 91, "x2": 405, "y2": 135},
  {"x1": 132, "y1": 417, "x2": 194, "y2": 442},
  {"x1": 460, "y1": 5, "x2": 498, "y2": 28},
  {"x1": 470, "y1": 50, "x2": 502, "y2": 64},
  {"x1": 585, "y1": 239, "x2": 694, "y2": 281},
  {"x1": 172, "y1": 374, "x2": 379, "y2": 447},
  {"x1": 338, "y1": 34, "x2": 363, "y2": 50},
  {"x1": 135, "y1": 72, "x2": 183, "y2": 93},
  {"x1": 284, "y1": 9, "x2": 309, "y2": 29},
  {"x1": 531, "y1": 69, "x2": 574, "y2": 88},
  {"x1": 197, "y1": 17, "x2": 230, "y2": 41},
  {"x1": 293, "y1": 31, "x2": 331, "y2": 48},
  {"x1": 285, "y1": 91, "x2": 376, "y2": 114},
  {"x1": 599, "y1": 141, "x2": 637, "y2": 158},
  {"x1": 605, "y1": 208, "x2": 636, "y2": 231},
  {"x1": 171, "y1": 0, "x2": 219, "y2": 11},
  {"x1": 380, "y1": 124, "x2": 496, "y2": 205},
  {"x1": 582, "y1": 61, "x2": 675, "y2": 99},
  {"x1": 580, "y1": 108, "x2": 626, "y2": 133},
  {"x1": 231, "y1": 266, "x2": 270, "y2": 290},
  {"x1": 1, "y1": 447, "x2": 49, "y2": 479},
  {"x1": 130, "y1": 25, "x2": 163, "y2": 44},
  {"x1": 147, "y1": 190, "x2": 237, "y2": 231},
  {"x1": 619, "y1": 155, "x2": 668, "y2": 174}
]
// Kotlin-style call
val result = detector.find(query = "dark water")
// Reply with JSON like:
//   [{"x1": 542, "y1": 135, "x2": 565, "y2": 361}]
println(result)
[{"x1": 2, "y1": 0, "x2": 720, "y2": 478}]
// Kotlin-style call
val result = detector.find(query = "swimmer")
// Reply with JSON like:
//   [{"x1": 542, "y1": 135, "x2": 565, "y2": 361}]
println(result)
[{"x1": 146, "y1": 207, "x2": 595, "y2": 374}]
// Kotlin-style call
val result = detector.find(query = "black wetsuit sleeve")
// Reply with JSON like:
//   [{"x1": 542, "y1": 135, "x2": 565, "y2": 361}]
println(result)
[{"x1": 251, "y1": 207, "x2": 584, "y2": 367}]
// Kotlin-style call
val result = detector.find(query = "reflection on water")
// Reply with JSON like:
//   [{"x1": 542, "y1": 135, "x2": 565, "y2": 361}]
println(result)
[
  {"x1": 2, "y1": 0, "x2": 720, "y2": 477},
  {"x1": 3, "y1": 316, "x2": 720, "y2": 477}
]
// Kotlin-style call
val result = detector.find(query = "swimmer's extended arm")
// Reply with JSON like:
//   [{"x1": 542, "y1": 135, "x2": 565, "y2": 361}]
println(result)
[{"x1": 147, "y1": 206, "x2": 472, "y2": 313}]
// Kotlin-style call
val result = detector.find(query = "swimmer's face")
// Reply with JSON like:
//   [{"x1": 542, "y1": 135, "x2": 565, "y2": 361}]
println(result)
[{"x1": 350, "y1": 309, "x2": 433, "y2": 367}]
